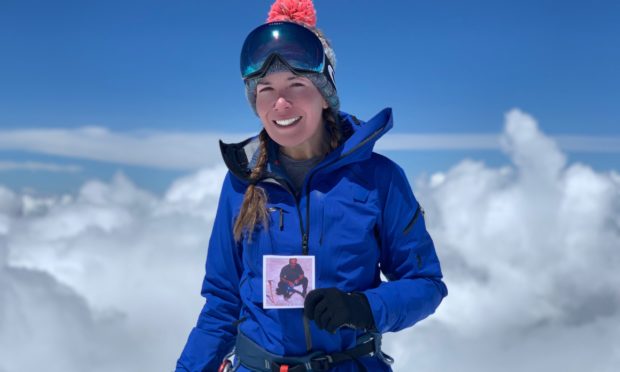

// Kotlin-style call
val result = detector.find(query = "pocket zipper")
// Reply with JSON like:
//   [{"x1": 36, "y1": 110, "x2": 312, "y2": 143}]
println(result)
[
  {"x1": 403, "y1": 205, "x2": 424, "y2": 235},
  {"x1": 268, "y1": 207, "x2": 285, "y2": 231}
]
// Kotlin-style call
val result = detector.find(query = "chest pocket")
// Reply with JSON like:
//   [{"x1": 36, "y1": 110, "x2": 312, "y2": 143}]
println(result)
[
  {"x1": 321, "y1": 182, "x2": 379, "y2": 285},
  {"x1": 323, "y1": 183, "x2": 375, "y2": 240},
  {"x1": 241, "y1": 203, "x2": 301, "y2": 275}
]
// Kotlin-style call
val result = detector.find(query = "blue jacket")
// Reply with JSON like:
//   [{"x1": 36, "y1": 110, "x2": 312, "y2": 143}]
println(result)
[{"x1": 176, "y1": 108, "x2": 448, "y2": 371}]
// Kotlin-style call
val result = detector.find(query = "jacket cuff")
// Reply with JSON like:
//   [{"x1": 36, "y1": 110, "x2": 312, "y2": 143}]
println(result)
[
  {"x1": 351, "y1": 292, "x2": 378, "y2": 332},
  {"x1": 360, "y1": 289, "x2": 391, "y2": 333}
]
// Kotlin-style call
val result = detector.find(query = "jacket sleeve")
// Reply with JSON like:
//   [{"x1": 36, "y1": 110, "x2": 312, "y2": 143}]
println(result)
[
  {"x1": 176, "y1": 172, "x2": 243, "y2": 371},
  {"x1": 362, "y1": 162, "x2": 448, "y2": 333}
]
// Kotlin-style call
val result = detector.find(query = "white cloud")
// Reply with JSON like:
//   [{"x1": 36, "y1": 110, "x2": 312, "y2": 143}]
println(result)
[
  {"x1": 0, "y1": 124, "x2": 618, "y2": 173},
  {"x1": 1, "y1": 109, "x2": 619, "y2": 371},
  {"x1": 0, "y1": 127, "x2": 253, "y2": 170},
  {"x1": 0, "y1": 168, "x2": 227, "y2": 371},
  {"x1": 0, "y1": 161, "x2": 82, "y2": 172},
  {"x1": 377, "y1": 132, "x2": 620, "y2": 153},
  {"x1": 378, "y1": 133, "x2": 502, "y2": 151},
  {"x1": 554, "y1": 135, "x2": 620, "y2": 154}
]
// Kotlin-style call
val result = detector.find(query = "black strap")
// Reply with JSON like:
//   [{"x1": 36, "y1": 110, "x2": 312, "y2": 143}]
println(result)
[
  {"x1": 324, "y1": 338, "x2": 375, "y2": 364},
  {"x1": 269, "y1": 339, "x2": 375, "y2": 372}
]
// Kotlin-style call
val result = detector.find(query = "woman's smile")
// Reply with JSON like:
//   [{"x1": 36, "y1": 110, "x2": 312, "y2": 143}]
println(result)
[{"x1": 273, "y1": 116, "x2": 302, "y2": 127}]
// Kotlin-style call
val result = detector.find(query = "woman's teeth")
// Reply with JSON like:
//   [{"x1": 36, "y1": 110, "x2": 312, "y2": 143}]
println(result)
[{"x1": 274, "y1": 116, "x2": 301, "y2": 126}]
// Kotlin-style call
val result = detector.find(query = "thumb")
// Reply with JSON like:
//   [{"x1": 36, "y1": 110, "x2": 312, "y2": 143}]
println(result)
[{"x1": 303, "y1": 289, "x2": 324, "y2": 319}]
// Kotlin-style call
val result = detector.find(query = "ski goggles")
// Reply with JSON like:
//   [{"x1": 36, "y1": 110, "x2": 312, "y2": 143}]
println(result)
[{"x1": 240, "y1": 21, "x2": 335, "y2": 86}]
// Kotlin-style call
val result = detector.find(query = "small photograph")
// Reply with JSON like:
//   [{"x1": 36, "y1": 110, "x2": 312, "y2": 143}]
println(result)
[{"x1": 263, "y1": 255, "x2": 315, "y2": 309}]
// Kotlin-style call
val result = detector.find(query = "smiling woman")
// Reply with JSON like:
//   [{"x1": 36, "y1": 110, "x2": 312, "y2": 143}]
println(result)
[
  {"x1": 175, "y1": 1, "x2": 447, "y2": 371},
  {"x1": 256, "y1": 71, "x2": 330, "y2": 159}
]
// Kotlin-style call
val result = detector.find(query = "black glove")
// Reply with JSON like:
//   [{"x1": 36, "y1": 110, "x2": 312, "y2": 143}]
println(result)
[{"x1": 303, "y1": 287, "x2": 375, "y2": 333}]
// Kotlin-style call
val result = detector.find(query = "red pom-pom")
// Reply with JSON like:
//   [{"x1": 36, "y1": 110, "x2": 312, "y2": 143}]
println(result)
[{"x1": 267, "y1": 0, "x2": 317, "y2": 27}]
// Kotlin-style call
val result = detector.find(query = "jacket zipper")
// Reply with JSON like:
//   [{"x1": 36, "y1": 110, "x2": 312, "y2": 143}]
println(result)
[
  {"x1": 299, "y1": 125, "x2": 387, "y2": 351},
  {"x1": 264, "y1": 179, "x2": 313, "y2": 351}
]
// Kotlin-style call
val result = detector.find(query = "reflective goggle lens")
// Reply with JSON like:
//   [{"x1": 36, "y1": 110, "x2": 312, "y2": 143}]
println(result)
[{"x1": 240, "y1": 22, "x2": 325, "y2": 79}]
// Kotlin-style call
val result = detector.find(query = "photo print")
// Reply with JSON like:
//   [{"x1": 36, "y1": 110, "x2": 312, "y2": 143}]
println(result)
[{"x1": 263, "y1": 255, "x2": 315, "y2": 309}]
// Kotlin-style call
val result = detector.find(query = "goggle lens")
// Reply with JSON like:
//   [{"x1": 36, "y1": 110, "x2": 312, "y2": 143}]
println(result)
[{"x1": 240, "y1": 22, "x2": 325, "y2": 79}]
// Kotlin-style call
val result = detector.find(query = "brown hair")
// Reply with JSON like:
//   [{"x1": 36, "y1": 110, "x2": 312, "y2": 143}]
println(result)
[{"x1": 233, "y1": 110, "x2": 342, "y2": 242}]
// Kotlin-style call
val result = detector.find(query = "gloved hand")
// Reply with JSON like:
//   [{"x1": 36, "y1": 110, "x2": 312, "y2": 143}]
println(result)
[{"x1": 303, "y1": 288, "x2": 375, "y2": 333}]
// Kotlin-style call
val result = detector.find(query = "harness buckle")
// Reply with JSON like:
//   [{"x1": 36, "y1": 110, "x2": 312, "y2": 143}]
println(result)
[
  {"x1": 311, "y1": 355, "x2": 333, "y2": 371},
  {"x1": 371, "y1": 332, "x2": 394, "y2": 365},
  {"x1": 218, "y1": 348, "x2": 236, "y2": 372},
  {"x1": 217, "y1": 359, "x2": 232, "y2": 372}
]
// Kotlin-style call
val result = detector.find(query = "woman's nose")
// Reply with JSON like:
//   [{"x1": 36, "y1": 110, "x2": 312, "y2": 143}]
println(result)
[{"x1": 273, "y1": 96, "x2": 291, "y2": 111}]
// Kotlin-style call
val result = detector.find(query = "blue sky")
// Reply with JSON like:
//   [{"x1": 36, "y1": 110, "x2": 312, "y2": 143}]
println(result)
[{"x1": 1, "y1": 0, "x2": 619, "y2": 195}]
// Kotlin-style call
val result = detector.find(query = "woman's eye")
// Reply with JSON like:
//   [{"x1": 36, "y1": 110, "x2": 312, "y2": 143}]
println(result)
[
  {"x1": 291, "y1": 83, "x2": 305, "y2": 87},
  {"x1": 258, "y1": 87, "x2": 273, "y2": 93}
]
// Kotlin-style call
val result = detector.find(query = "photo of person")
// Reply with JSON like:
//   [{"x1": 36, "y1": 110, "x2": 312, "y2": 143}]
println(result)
[
  {"x1": 276, "y1": 257, "x2": 308, "y2": 299},
  {"x1": 263, "y1": 255, "x2": 315, "y2": 309}
]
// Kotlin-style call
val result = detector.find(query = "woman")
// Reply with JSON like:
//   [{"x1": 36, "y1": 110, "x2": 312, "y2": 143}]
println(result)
[{"x1": 176, "y1": 1, "x2": 447, "y2": 371}]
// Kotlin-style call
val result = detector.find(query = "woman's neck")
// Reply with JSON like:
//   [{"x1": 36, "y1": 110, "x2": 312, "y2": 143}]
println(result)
[{"x1": 279, "y1": 125, "x2": 330, "y2": 160}]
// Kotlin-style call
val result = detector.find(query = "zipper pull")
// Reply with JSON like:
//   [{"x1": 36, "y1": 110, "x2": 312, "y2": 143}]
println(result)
[
  {"x1": 302, "y1": 233, "x2": 309, "y2": 255},
  {"x1": 268, "y1": 207, "x2": 285, "y2": 231},
  {"x1": 279, "y1": 208, "x2": 284, "y2": 231}
]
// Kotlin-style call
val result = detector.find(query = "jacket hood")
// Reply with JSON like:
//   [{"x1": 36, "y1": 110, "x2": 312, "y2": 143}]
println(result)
[{"x1": 219, "y1": 108, "x2": 393, "y2": 185}]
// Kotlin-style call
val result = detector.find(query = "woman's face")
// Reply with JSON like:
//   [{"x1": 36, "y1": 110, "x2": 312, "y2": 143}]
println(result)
[{"x1": 255, "y1": 70, "x2": 329, "y2": 157}]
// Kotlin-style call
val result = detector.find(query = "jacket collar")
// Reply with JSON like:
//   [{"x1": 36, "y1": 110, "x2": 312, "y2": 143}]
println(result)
[{"x1": 219, "y1": 108, "x2": 393, "y2": 185}]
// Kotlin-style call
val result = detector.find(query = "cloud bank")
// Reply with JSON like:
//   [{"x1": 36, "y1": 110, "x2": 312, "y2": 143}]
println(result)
[
  {"x1": 0, "y1": 167, "x2": 227, "y2": 371},
  {"x1": 376, "y1": 133, "x2": 620, "y2": 153},
  {"x1": 1, "y1": 109, "x2": 619, "y2": 371},
  {"x1": 0, "y1": 124, "x2": 618, "y2": 172},
  {"x1": 383, "y1": 109, "x2": 620, "y2": 371},
  {"x1": 0, "y1": 161, "x2": 82, "y2": 172},
  {"x1": 0, "y1": 127, "x2": 253, "y2": 170}
]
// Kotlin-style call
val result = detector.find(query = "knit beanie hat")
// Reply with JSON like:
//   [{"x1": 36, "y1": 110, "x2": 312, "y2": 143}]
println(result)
[{"x1": 244, "y1": 0, "x2": 340, "y2": 116}]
